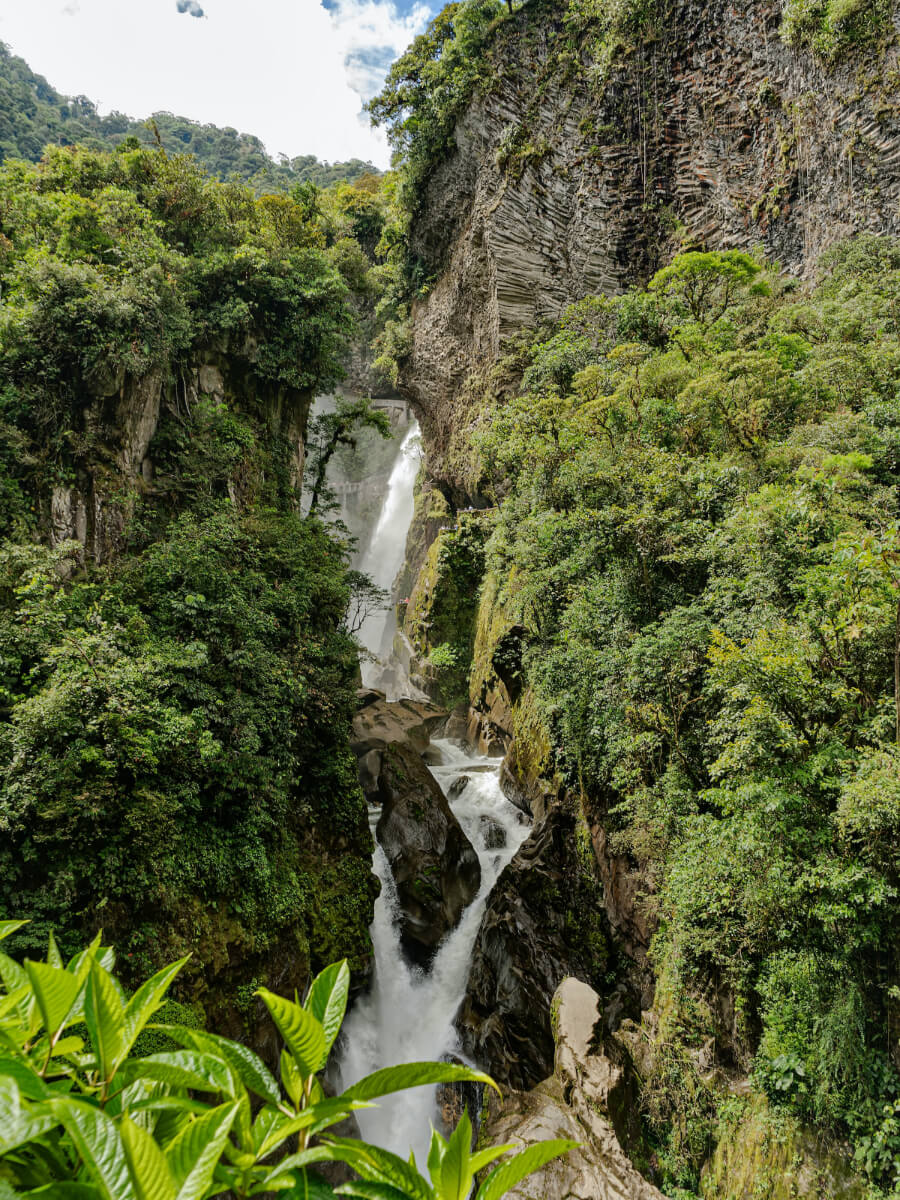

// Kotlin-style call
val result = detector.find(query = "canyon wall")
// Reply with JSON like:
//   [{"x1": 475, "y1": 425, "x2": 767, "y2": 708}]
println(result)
[{"x1": 401, "y1": 0, "x2": 900, "y2": 489}]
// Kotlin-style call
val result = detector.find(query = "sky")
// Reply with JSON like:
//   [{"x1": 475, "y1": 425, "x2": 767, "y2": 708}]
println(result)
[{"x1": 0, "y1": 0, "x2": 434, "y2": 167}]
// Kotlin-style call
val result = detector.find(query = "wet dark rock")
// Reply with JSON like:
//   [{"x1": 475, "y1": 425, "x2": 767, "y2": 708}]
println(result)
[
  {"x1": 448, "y1": 774, "x2": 470, "y2": 799},
  {"x1": 480, "y1": 816, "x2": 506, "y2": 850},
  {"x1": 375, "y1": 743, "x2": 481, "y2": 964},
  {"x1": 435, "y1": 1054, "x2": 484, "y2": 1143},
  {"x1": 351, "y1": 691, "x2": 447, "y2": 802},
  {"x1": 457, "y1": 804, "x2": 614, "y2": 1090}
]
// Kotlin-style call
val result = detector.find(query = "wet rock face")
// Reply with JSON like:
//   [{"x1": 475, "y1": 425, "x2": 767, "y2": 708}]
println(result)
[
  {"x1": 481, "y1": 978, "x2": 664, "y2": 1200},
  {"x1": 375, "y1": 742, "x2": 481, "y2": 964},
  {"x1": 457, "y1": 805, "x2": 614, "y2": 1089}
]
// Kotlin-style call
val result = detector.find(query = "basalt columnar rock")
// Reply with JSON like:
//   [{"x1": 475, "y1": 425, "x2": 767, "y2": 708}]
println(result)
[
  {"x1": 480, "y1": 978, "x2": 664, "y2": 1200},
  {"x1": 375, "y1": 741, "x2": 481, "y2": 963},
  {"x1": 399, "y1": 0, "x2": 900, "y2": 496},
  {"x1": 457, "y1": 804, "x2": 615, "y2": 1089}
]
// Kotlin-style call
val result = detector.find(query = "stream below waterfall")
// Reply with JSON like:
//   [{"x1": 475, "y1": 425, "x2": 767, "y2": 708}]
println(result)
[
  {"x1": 338, "y1": 742, "x2": 530, "y2": 1163},
  {"x1": 335, "y1": 412, "x2": 531, "y2": 1162}
]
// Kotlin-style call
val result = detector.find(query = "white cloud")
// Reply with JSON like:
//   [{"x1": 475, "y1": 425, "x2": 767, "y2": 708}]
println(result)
[
  {"x1": 0, "y1": 0, "x2": 431, "y2": 167},
  {"x1": 326, "y1": 0, "x2": 428, "y2": 97}
]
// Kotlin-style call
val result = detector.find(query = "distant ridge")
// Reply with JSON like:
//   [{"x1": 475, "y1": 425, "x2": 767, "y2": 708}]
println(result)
[{"x1": 0, "y1": 41, "x2": 380, "y2": 190}]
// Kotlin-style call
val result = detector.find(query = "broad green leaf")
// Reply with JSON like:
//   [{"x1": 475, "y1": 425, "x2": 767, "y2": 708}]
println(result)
[
  {"x1": 157, "y1": 1024, "x2": 280, "y2": 1106},
  {"x1": 280, "y1": 1170, "x2": 340, "y2": 1199},
  {"x1": 342, "y1": 1063, "x2": 497, "y2": 1103},
  {"x1": 0, "y1": 1056, "x2": 50, "y2": 1100},
  {"x1": 466, "y1": 1144, "x2": 516, "y2": 1177},
  {"x1": 0, "y1": 1077, "x2": 56, "y2": 1153},
  {"x1": 426, "y1": 1127, "x2": 445, "y2": 1182},
  {"x1": 0, "y1": 953, "x2": 39, "y2": 1036},
  {"x1": 281, "y1": 1047, "x2": 305, "y2": 1107},
  {"x1": 47, "y1": 931, "x2": 63, "y2": 969},
  {"x1": 121, "y1": 958, "x2": 189, "y2": 1059},
  {"x1": 0, "y1": 920, "x2": 27, "y2": 942},
  {"x1": 257, "y1": 988, "x2": 327, "y2": 1076},
  {"x1": 437, "y1": 1114, "x2": 472, "y2": 1200},
  {"x1": 52, "y1": 1035, "x2": 86, "y2": 1058},
  {"x1": 67, "y1": 931, "x2": 104, "y2": 978},
  {"x1": 50, "y1": 1096, "x2": 137, "y2": 1200},
  {"x1": 474, "y1": 1140, "x2": 578, "y2": 1200},
  {"x1": 336, "y1": 1185, "x2": 415, "y2": 1200},
  {"x1": 262, "y1": 1145, "x2": 342, "y2": 1186},
  {"x1": 129, "y1": 1097, "x2": 210, "y2": 1117},
  {"x1": 120, "y1": 1116, "x2": 177, "y2": 1200},
  {"x1": 323, "y1": 1139, "x2": 431, "y2": 1200},
  {"x1": 305, "y1": 961, "x2": 350, "y2": 1055},
  {"x1": 119, "y1": 1050, "x2": 234, "y2": 1095},
  {"x1": 24, "y1": 960, "x2": 83, "y2": 1039},
  {"x1": 256, "y1": 1100, "x2": 373, "y2": 1158},
  {"x1": 164, "y1": 1101, "x2": 238, "y2": 1200},
  {"x1": 84, "y1": 961, "x2": 126, "y2": 1083}
]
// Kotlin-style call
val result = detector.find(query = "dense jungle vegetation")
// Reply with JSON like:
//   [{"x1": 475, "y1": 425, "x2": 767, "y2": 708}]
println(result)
[
  {"x1": 0, "y1": 138, "x2": 394, "y2": 1030},
  {"x1": 459, "y1": 239, "x2": 900, "y2": 1193},
  {"x1": 0, "y1": 43, "x2": 378, "y2": 191}
]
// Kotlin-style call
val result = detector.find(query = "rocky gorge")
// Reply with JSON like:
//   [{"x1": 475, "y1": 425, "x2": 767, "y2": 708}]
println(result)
[{"x1": 326, "y1": 0, "x2": 900, "y2": 1194}]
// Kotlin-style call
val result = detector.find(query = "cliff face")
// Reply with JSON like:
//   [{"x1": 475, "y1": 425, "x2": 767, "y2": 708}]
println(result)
[
  {"x1": 47, "y1": 343, "x2": 309, "y2": 565},
  {"x1": 401, "y1": 0, "x2": 900, "y2": 488}
]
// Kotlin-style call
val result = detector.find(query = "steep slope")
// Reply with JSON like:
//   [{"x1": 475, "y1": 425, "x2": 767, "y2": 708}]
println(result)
[
  {"x1": 376, "y1": 0, "x2": 900, "y2": 1192},
  {"x1": 0, "y1": 143, "x2": 377, "y2": 1058},
  {"x1": 400, "y1": 0, "x2": 900, "y2": 490}
]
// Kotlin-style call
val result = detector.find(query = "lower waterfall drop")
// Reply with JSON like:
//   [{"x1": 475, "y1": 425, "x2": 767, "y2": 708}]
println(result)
[{"x1": 338, "y1": 740, "x2": 531, "y2": 1164}]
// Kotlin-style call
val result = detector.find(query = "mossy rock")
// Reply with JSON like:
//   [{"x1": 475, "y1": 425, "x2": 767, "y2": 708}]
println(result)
[{"x1": 700, "y1": 1095, "x2": 866, "y2": 1199}]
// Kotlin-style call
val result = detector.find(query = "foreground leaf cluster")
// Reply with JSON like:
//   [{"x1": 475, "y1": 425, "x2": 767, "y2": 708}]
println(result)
[{"x1": 0, "y1": 923, "x2": 573, "y2": 1198}]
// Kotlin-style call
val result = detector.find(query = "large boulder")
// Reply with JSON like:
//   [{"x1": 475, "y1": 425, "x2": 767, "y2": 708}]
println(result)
[
  {"x1": 457, "y1": 804, "x2": 615, "y2": 1090},
  {"x1": 479, "y1": 978, "x2": 664, "y2": 1200},
  {"x1": 351, "y1": 690, "x2": 447, "y2": 798},
  {"x1": 375, "y1": 743, "x2": 480, "y2": 964}
]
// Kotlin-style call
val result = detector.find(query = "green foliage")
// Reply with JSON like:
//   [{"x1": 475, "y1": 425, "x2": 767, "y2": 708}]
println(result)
[
  {"x1": 780, "y1": 0, "x2": 891, "y2": 59},
  {"x1": 405, "y1": 516, "x2": 487, "y2": 707},
  {"x1": 0, "y1": 926, "x2": 572, "y2": 1198},
  {"x1": 368, "y1": 0, "x2": 507, "y2": 222},
  {"x1": 0, "y1": 42, "x2": 378, "y2": 191},
  {"x1": 305, "y1": 396, "x2": 392, "y2": 517},
  {"x1": 474, "y1": 237, "x2": 900, "y2": 1185},
  {"x1": 0, "y1": 143, "x2": 352, "y2": 523},
  {"x1": 0, "y1": 507, "x2": 371, "y2": 984},
  {"x1": 0, "y1": 140, "x2": 391, "y2": 1026}
]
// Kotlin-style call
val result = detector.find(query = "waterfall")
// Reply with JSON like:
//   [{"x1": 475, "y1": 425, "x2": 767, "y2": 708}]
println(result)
[
  {"x1": 338, "y1": 740, "x2": 531, "y2": 1165},
  {"x1": 355, "y1": 422, "x2": 421, "y2": 696},
  {"x1": 340, "y1": 416, "x2": 528, "y2": 1162}
]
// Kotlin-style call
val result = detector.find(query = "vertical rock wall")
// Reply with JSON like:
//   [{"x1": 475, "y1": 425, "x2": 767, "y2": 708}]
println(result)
[{"x1": 400, "y1": 0, "x2": 900, "y2": 490}]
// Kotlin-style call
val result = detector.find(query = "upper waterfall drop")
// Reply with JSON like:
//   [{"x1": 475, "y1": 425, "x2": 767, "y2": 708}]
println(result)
[{"x1": 356, "y1": 420, "x2": 422, "y2": 696}]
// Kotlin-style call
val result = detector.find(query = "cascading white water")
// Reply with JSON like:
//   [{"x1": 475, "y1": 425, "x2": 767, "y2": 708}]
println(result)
[
  {"x1": 356, "y1": 422, "x2": 421, "y2": 693},
  {"x1": 338, "y1": 740, "x2": 531, "y2": 1165}
]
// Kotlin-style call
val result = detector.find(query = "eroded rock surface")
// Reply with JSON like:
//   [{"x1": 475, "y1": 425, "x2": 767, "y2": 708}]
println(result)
[
  {"x1": 457, "y1": 805, "x2": 614, "y2": 1089},
  {"x1": 481, "y1": 978, "x2": 664, "y2": 1200},
  {"x1": 399, "y1": 0, "x2": 900, "y2": 497},
  {"x1": 351, "y1": 689, "x2": 447, "y2": 799},
  {"x1": 375, "y1": 742, "x2": 481, "y2": 963}
]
